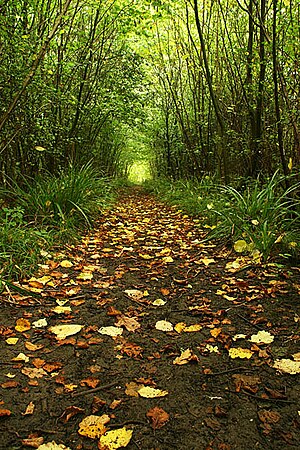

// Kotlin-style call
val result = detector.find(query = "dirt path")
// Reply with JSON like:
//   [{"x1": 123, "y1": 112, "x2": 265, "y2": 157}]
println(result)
[{"x1": 0, "y1": 189, "x2": 299, "y2": 450}]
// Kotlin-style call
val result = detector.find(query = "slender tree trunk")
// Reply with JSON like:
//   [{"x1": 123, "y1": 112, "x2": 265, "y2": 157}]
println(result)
[
  {"x1": 193, "y1": 0, "x2": 228, "y2": 182},
  {"x1": 272, "y1": 0, "x2": 288, "y2": 180},
  {"x1": 0, "y1": 0, "x2": 73, "y2": 134}
]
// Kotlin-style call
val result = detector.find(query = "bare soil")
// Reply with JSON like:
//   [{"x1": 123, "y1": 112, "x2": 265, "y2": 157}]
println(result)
[{"x1": 0, "y1": 188, "x2": 299, "y2": 450}]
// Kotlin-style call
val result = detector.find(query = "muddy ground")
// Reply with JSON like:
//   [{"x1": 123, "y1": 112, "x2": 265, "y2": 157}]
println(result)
[{"x1": 0, "y1": 189, "x2": 299, "y2": 450}]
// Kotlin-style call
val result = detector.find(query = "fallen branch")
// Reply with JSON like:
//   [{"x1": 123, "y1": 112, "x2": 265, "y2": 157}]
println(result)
[{"x1": 71, "y1": 381, "x2": 119, "y2": 397}]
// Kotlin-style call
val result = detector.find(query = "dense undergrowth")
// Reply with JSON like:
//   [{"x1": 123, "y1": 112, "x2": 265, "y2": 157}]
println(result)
[
  {"x1": 144, "y1": 174, "x2": 300, "y2": 263},
  {"x1": 0, "y1": 164, "x2": 115, "y2": 281}
]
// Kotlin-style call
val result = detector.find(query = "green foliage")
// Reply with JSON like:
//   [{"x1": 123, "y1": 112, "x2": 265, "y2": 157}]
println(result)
[
  {"x1": 0, "y1": 165, "x2": 115, "y2": 280},
  {"x1": 146, "y1": 174, "x2": 300, "y2": 261},
  {"x1": 0, "y1": 207, "x2": 53, "y2": 279},
  {"x1": 4, "y1": 164, "x2": 112, "y2": 229}
]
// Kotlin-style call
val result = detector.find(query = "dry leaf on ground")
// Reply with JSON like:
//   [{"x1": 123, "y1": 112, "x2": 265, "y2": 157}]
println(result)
[
  {"x1": 146, "y1": 406, "x2": 169, "y2": 429},
  {"x1": 155, "y1": 320, "x2": 173, "y2": 332},
  {"x1": 273, "y1": 358, "x2": 300, "y2": 374},
  {"x1": 138, "y1": 386, "x2": 168, "y2": 398},
  {"x1": 228, "y1": 347, "x2": 253, "y2": 359},
  {"x1": 98, "y1": 326, "x2": 123, "y2": 337},
  {"x1": 250, "y1": 331, "x2": 274, "y2": 344},
  {"x1": 98, "y1": 427, "x2": 133, "y2": 450},
  {"x1": 78, "y1": 414, "x2": 110, "y2": 438},
  {"x1": 173, "y1": 349, "x2": 199, "y2": 365}
]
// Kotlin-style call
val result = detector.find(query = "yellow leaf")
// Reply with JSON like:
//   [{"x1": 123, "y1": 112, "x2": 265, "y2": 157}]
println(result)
[
  {"x1": 12, "y1": 353, "x2": 29, "y2": 362},
  {"x1": 98, "y1": 326, "x2": 123, "y2": 337},
  {"x1": 210, "y1": 327, "x2": 222, "y2": 338},
  {"x1": 30, "y1": 276, "x2": 52, "y2": 285},
  {"x1": 49, "y1": 324, "x2": 83, "y2": 340},
  {"x1": 161, "y1": 256, "x2": 174, "y2": 263},
  {"x1": 173, "y1": 349, "x2": 195, "y2": 365},
  {"x1": 77, "y1": 272, "x2": 93, "y2": 281},
  {"x1": 228, "y1": 347, "x2": 253, "y2": 359},
  {"x1": 205, "y1": 344, "x2": 219, "y2": 353},
  {"x1": 174, "y1": 322, "x2": 186, "y2": 333},
  {"x1": 32, "y1": 318, "x2": 48, "y2": 328},
  {"x1": 234, "y1": 240, "x2": 248, "y2": 253},
  {"x1": 155, "y1": 320, "x2": 173, "y2": 332},
  {"x1": 138, "y1": 386, "x2": 168, "y2": 398},
  {"x1": 250, "y1": 331, "x2": 274, "y2": 344},
  {"x1": 52, "y1": 306, "x2": 72, "y2": 314},
  {"x1": 6, "y1": 338, "x2": 19, "y2": 345},
  {"x1": 152, "y1": 299, "x2": 166, "y2": 306},
  {"x1": 273, "y1": 358, "x2": 300, "y2": 374},
  {"x1": 184, "y1": 324, "x2": 202, "y2": 332},
  {"x1": 200, "y1": 257, "x2": 215, "y2": 266},
  {"x1": 78, "y1": 414, "x2": 109, "y2": 439},
  {"x1": 225, "y1": 259, "x2": 241, "y2": 270},
  {"x1": 98, "y1": 427, "x2": 133, "y2": 450},
  {"x1": 60, "y1": 260, "x2": 73, "y2": 268},
  {"x1": 15, "y1": 318, "x2": 31, "y2": 332},
  {"x1": 288, "y1": 157, "x2": 293, "y2": 171},
  {"x1": 139, "y1": 254, "x2": 153, "y2": 259},
  {"x1": 37, "y1": 441, "x2": 71, "y2": 450}
]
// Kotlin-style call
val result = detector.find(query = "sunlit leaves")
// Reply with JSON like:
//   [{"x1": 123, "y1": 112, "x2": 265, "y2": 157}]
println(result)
[{"x1": 49, "y1": 324, "x2": 83, "y2": 340}]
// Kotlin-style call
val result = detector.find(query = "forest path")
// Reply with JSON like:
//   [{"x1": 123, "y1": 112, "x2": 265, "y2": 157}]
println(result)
[{"x1": 0, "y1": 188, "x2": 299, "y2": 450}]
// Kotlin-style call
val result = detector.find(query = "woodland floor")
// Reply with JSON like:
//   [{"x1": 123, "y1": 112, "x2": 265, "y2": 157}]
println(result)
[{"x1": 0, "y1": 187, "x2": 300, "y2": 450}]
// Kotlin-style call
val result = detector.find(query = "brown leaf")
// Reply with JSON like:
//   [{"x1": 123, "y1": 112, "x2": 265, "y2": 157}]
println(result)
[
  {"x1": 1, "y1": 381, "x2": 19, "y2": 389},
  {"x1": 32, "y1": 358, "x2": 45, "y2": 368},
  {"x1": 92, "y1": 396, "x2": 106, "y2": 414},
  {"x1": 204, "y1": 417, "x2": 221, "y2": 430},
  {"x1": 59, "y1": 405, "x2": 85, "y2": 423},
  {"x1": 80, "y1": 377, "x2": 100, "y2": 389},
  {"x1": 146, "y1": 406, "x2": 169, "y2": 430},
  {"x1": 109, "y1": 399, "x2": 123, "y2": 410},
  {"x1": 24, "y1": 342, "x2": 44, "y2": 351},
  {"x1": 114, "y1": 315, "x2": 140, "y2": 332},
  {"x1": 22, "y1": 401, "x2": 35, "y2": 415},
  {"x1": 0, "y1": 409, "x2": 11, "y2": 416},
  {"x1": 21, "y1": 436, "x2": 44, "y2": 448},
  {"x1": 43, "y1": 362, "x2": 63, "y2": 373},
  {"x1": 232, "y1": 374, "x2": 261, "y2": 393}
]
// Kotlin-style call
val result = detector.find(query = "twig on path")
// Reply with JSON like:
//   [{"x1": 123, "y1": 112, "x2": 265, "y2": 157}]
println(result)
[
  {"x1": 205, "y1": 366, "x2": 251, "y2": 376},
  {"x1": 109, "y1": 420, "x2": 148, "y2": 428},
  {"x1": 71, "y1": 381, "x2": 119, "y2": 397},
  {"x1": 236, "y1": 313, "x2": 262, "y2": 330},
  {"x1": 228, "y1": 390, "x2": 296, "y2": 404}
]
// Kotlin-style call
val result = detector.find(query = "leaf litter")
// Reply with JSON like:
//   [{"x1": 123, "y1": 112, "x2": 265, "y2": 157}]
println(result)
[{"x1": 0, "y1": 188, "x2": 299, "y2": 449}]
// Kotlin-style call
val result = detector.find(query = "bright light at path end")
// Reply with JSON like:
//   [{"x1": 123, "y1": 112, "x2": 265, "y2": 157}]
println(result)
[{"x1": 128, "y1": 162, "x2": 152, "y2": 184}]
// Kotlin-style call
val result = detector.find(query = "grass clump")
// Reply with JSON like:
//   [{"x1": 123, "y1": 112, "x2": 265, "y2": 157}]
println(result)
[
  {"x1": 145, "y1": 173, "x2": 300, "y2": 262},
  {"x1": 0, "y1": 164, "x2": 114, "y2": 280}
]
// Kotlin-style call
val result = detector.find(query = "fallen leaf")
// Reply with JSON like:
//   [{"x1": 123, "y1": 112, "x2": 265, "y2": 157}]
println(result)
[
  {"x1": 173, "y1": 349, "x2": 199, "y2": 365},
  {"x1": 155, "y1": 320, "x2": 173, "y2": 332},
  {"x1": 204, "y1": 417, "x2": 221, "y2": 430},
  {"x1": 59, "y1": 406, "x2": 84, "y2": 423},
  {"x1": 37, "y1": 442, "x2": 71, "y2": 450},
  {"x1": 250, "y1": 331, "x2": 274, "y2": 344},
  {"x1": 60, "y1": 260, "x2": 73, "y2": 268},
  {"x1": 80, "y1": 377, "x2": 100, "y2": 388},
  {"x1": 147, "y1": 406, "x2": 169, "y2": 429},
  {"x1": 125, "y1": 382, "x2": 141, "y2": 397},
  {"x1": 98, "y1": 326, "x2": 123, "y2": 337},
  {"x1": 22, "y1": 401, "x2": 35, "y2": 415},
  {"x1": 228, "y1": 348, "x2": 253, "y2": 359},
  {"x1": 0, "y1": 409, "x2": 11, "y2": 416},
  {"x1": 32, "y1": 318, "x2": 48, "y2": 328},
  {"x1": 273, "y1": 358, "x2": 300, "y2": 374},
  {"x1": 49, "y1": 324, "x2": 83, "y2": 340},
  {"x1": 77, "y1": 270, "x2": 93, "y2": 281},
  {"x1": 6, "y1": 337, "x2": 19, "y2": 345},
  {"x1": 78, "y1": 414, "x2": 110, "y2": 438},
  {"x1": 22, "y1": 367, "x2": 47, "y2": 379},
  {"x1": 138, "y1": 386, "x2": 168, "y2": 398},
  {"x1": 114, "y1": 315, "x2": 140, "y2": 332},
  {"x1": 152, "y1": 299, "x2": 166, "y2": 306},
  {"x1": 98, "y1": 427, "x2": 133, "y2": 450},
  {"x1": 210, "y1": 327, "x2": 222, "y2": 338},
  {"x1": 22, "y1": 436, "x2": 44, "y2": 448},
  {"x1": 15, "y1": 318, "x2": 31, "y2": 332},
  {"x1": 234, "y1": 240, "x2": 249, "y2": 253},
  {"x1": 12, "y1": 352, "x2": 29, "y2": 362},
  {"x1": 25, "y1": 342, "x2": 44, "y2": 351},
  {"x1": 200, "y1": 257, "x2": 215, "y2": 266},
  {"x1": 52, "y1": 306, "x2": 72, "y2": 314},
  {"x1": 1, "y1": 381, "x2": 19, "y2": 388}
]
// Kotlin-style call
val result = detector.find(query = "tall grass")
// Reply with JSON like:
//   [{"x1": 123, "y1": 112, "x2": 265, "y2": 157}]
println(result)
[
  {"x1": 0, "y1": 164, "x2": 114, "y2": 280},
  {"x1": 145, "y1": 173, "x2": 300, "y2": 261}
]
